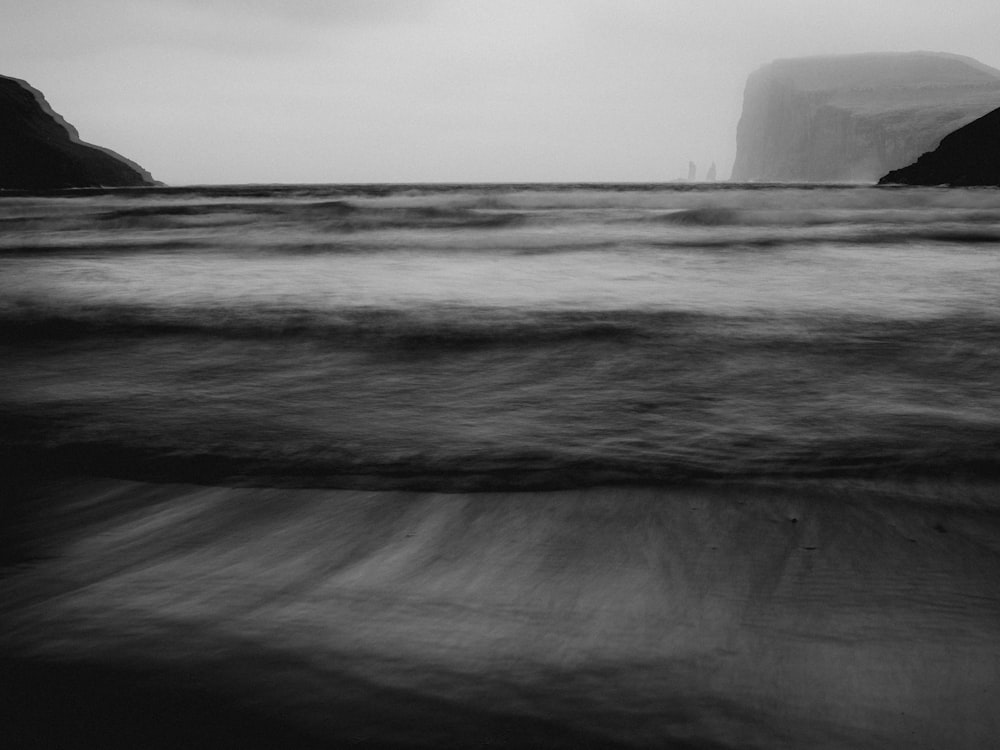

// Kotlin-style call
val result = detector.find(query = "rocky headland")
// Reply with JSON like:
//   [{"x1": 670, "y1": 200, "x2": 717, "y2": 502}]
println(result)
[
  {"x1": 0, "y1": 74, "x2": 157, "y2": 190},
  {"x1": 879, "y1": 105, "x2": 1000, "y2": 186},
  {"x1": 732, "y1": 52, "x2": 1000, "y2": 182}
]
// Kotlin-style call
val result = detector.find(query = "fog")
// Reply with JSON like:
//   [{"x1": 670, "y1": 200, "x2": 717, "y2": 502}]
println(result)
[{"x1": 3, "y1": 0, "x2": 1000, "y2": 184}]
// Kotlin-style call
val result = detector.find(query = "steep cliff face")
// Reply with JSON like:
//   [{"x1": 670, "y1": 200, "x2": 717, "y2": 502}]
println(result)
[
  {"x1": 0, "y1": 75, "x2": 157, "y2": 189},
  {"x1": 732, "y1": 53, "x2": 1000, "y2": 183},
  {"x1": 879, "y1": 105, "x2": 1000, "y2": 186}
]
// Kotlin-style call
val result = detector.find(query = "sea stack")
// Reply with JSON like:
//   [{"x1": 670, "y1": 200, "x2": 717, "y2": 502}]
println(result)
[
  {"x1": 706, "y1": 162, "x2": 717, "y2": 181},
  {"x1": 731, "y1": 52, "x2": 1000, "y2": 182},
  {"x1": 0, "y1": 74, "x2": 157, "y2": 189},
  {"x1": 879, "y1": 105, "x2": 1000, "y2": 186}
]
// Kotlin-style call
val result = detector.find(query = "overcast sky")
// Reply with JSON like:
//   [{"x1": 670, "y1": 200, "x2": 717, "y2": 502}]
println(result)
[{"x1": 3, "y1": 0, "x2": 1000, "y2": 184}]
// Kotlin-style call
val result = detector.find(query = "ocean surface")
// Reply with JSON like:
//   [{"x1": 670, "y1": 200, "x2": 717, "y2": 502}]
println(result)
[
  {"x1": 2, "y1": 182, "x2": 999, "y2": 490},
  {"x1": 3, "y1": 183, "x2": 1000, "y2": 749}
]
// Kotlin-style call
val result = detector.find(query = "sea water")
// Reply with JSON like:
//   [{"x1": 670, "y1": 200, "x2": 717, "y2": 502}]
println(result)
[
  {"x1": 3, "y1": 183, "x2": 1000, "y2": 749},
  {"x1": 2, "y1": 182, "x2": 999, "y2": 489}
]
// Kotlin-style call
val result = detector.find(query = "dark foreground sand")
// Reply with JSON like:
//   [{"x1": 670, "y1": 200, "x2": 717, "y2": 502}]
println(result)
[{"x1": 2, "y1": 476, "x2": 999, "y2": 749}]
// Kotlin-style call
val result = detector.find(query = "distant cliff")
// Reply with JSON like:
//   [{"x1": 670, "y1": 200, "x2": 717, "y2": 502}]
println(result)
[
  {"x1": 732, "y1": 52, "x2": 1000, "y2": 183},
  {"x1": 879, "y1": 105, "x2": 1000, "y2": 186},
  {"x1": 0, "y1": 74, "x2": 157, "y2": 189}
]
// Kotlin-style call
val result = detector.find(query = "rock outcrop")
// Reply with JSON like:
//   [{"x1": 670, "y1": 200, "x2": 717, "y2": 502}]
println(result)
[
  {"x1": 1, "y1": 74, "x2": 157, "y2": 189},
  {"x1": 879, "y1": 105, "x2": 1000, "y2": 186},
  {"x1": 732, "y1": 52, "x2": 1000, "y2": 183}
]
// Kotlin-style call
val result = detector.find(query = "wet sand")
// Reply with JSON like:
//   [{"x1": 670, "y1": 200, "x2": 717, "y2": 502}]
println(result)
[{"x1": 2, "y1": 476, "x2": 999, "y2": 748}]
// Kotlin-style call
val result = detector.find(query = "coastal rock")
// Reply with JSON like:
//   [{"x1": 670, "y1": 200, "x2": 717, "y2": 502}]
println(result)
[
  {"x1": 879, "y1": 105, "x2": 1000, "y2": 186},
  {"x1": 0, "y1": 74, "x2": 157, "y2": 189},
  {"x1": 732, "y1": 52, "x2": 1000, "y2": 182}
]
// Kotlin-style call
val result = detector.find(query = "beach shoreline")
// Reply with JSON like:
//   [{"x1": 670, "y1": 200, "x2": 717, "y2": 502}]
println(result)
[{"x1": 3, "y1": 474, "x2": 999, "y2": 748}]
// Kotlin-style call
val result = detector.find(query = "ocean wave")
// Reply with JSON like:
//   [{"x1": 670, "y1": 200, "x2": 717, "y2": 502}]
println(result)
[
  {"x1": 5, "y1": 183, "x2": 1000, "y2": 250},
  {"x1": 649, "y1": 206, "x2": 1000, "y2": 228},
  {"x1": 5, "y1": 432, "x2": 1000, "y2": 491},
  {"x1": 4, "y1": 299, "x2": 1000, "y2": 347},
  {"x1": 0, "y1": 303, "x2": 678, "y2": 344},
  {"x1": 3, "y1": 302, "x2": 998, "y2": 491},
  {"x1": 36, "y1": 201, "x2": 530, "y2": 234},
  {"x1": 650, "y1": 227, "x2": 1000, "y2": 250},
  {"x1": 4, "y1": 209, "x2": 999, "y2": 255}
]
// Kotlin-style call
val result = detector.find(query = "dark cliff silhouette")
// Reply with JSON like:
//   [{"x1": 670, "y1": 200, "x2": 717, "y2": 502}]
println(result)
[
  {"x1": 732, "y1": 52, "x2": 1000, "y2": 182},
  {"x1": 879, "y1": 105, "x2": 1000, "y2": 186},
  {"x1": 0, "y1": 74, "x2": 157, "y2": 189}
]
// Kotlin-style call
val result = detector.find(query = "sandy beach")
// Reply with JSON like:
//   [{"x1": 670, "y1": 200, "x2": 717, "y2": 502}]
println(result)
[{"x1": 3, "y1": 476, "x2": 999, "y2": 749}]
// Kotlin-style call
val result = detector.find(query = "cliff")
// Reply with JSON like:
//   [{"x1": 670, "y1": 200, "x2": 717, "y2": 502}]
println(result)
[
  {"x1": 0, "y1": 74, "x2": 157, "y2": 189},
  {"x1": 732, "y1": 52, "x2": 1000, "y2": 183},
  {"x1": 879, "y1": 105, "x2": 1000, "y2": 186}
]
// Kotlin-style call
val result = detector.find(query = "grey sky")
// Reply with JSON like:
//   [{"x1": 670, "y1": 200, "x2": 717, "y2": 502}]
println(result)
[{"x1": 3, "y1": 0, "x2": 999, "y2": 184}]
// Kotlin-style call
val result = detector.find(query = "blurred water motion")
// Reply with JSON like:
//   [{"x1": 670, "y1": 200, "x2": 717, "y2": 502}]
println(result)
[
  {"x1": 1, "y1": 183, "x2": 999, "y2": 487},
  {"x1": 2, "y1": 183, "x2": 1000, "y2": 748}
]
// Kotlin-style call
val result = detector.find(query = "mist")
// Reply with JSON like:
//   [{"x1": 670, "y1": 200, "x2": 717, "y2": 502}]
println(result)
[{"x1": 1, "y1": 0, "x2": 997, "y2": 184}]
